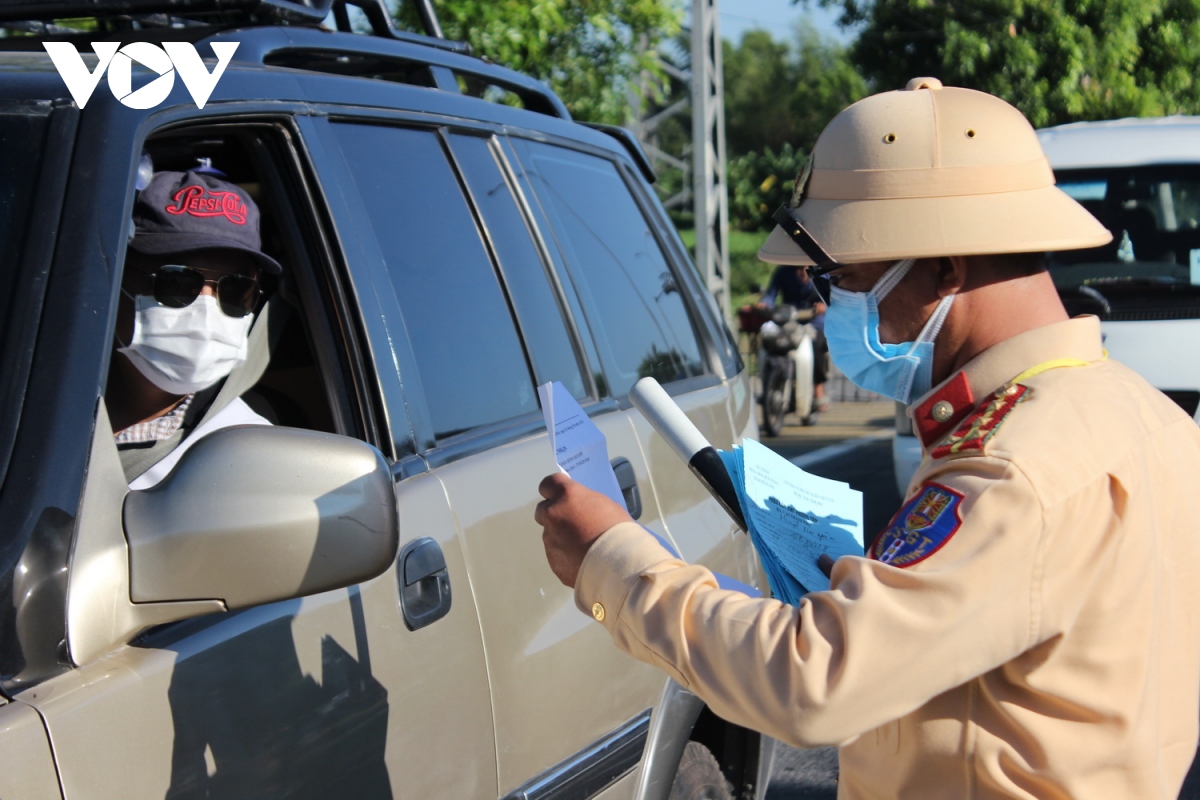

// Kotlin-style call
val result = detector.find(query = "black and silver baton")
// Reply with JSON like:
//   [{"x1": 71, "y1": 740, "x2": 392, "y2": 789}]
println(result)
[{"x1": 629, "y1": 377, "x2": 748, "y2": 533}]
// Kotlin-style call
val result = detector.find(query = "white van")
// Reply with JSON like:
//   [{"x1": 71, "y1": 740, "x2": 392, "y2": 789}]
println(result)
[{"x1": 893, "y1": 116, "x2": 1200, "y2": 496}]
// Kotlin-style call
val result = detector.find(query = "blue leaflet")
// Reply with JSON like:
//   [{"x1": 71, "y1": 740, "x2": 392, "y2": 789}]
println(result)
[{"x1": 718, "y1": 445, "x2": 863, "y2": 605}]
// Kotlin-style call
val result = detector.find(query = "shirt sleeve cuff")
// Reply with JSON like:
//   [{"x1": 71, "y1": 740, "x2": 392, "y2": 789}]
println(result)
[{"x1": 574, "y1": 521, "x2": 680, "y2": 630}]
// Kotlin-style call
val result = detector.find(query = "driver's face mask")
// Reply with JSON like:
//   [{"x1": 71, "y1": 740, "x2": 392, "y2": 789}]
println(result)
[
  {"x1": 824, "y1": 259, "x2": 954, "y2": 404},
  {"x1": 117, "y1": 291, "x2": 252, "y2": 395}
]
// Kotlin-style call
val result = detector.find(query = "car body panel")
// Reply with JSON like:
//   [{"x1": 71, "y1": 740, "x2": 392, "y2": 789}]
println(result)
[
  {"x1": 436, "y1": 411, "x2": 665, "y2": 794},
  {"x1": 0, "y1": 701, "x2": 61, "y2": 800}
]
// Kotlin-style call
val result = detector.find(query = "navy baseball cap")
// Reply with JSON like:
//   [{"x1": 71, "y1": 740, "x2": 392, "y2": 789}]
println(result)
[{"x1": 128, "y1": 170, "x2": 282, "y2": 274}]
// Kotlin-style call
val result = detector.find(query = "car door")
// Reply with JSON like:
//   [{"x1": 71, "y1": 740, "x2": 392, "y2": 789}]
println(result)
[
  {"x1": 321, "y1": 118, "x2": 678, "y2": 798},
  {"x1": 17, "y1": 101, "x2": 496, "y2": 800},
  {"x1": 504, "y1": 135, "x2": 761, "y2": 588}
]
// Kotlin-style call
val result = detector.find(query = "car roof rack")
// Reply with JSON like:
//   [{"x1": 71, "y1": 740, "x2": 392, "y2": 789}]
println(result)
[
  {"x1": 0, "y1": 0, "x2": 458, "y2": 50},
  {"x1": 0, "y1": 0, "x2": 576, "y2": 120}
]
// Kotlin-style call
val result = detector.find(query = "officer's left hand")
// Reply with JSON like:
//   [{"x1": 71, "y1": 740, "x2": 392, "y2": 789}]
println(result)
[{"x1": 536, "y1": 473, "x2": 633, "y2": 588}]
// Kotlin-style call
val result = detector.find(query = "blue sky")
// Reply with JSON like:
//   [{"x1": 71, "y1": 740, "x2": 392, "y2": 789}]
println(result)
[{"x1": 718, "y1": 0, "x2": 852, "y2": 45}]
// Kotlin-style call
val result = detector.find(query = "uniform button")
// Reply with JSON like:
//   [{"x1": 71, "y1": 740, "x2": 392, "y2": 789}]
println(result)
[
  {"x1": 931, "y1": 400, "x2": 954, "y2": 422},
  {"x1": 592, "y1": 602, "x2": 606, "y2": 622}
]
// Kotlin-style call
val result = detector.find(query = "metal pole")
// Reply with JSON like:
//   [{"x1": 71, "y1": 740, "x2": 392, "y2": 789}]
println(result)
[{"x1": 690, "y1": 0, "x2": 731, "y2": 320}]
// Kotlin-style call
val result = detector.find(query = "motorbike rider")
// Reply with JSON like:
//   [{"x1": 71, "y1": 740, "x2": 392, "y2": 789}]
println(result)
[{"x1": 759, "y1": 264, "x2": 829, "y2": 410}]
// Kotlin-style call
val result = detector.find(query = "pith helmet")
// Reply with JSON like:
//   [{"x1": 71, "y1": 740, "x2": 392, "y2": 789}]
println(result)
[{"x1": 758, "y1": 77, "x2": 1112, "y2": 266}]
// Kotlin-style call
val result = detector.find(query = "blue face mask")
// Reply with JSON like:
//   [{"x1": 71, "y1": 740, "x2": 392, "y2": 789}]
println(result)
[{"x1": 824, "y1": 258, "x2": 954, "y2": 404}]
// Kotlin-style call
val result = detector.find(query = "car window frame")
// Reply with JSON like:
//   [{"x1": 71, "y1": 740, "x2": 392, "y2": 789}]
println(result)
[{"x1": 502, "y1": 133, "x2": 723, "y2": 400}]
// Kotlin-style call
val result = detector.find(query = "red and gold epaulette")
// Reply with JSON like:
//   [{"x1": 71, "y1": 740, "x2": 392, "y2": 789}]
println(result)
[{"x1": 930, "y1": 383, "x2": 1029, "y2": 459}]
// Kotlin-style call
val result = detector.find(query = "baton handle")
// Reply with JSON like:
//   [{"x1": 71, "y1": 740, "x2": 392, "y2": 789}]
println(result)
[{"x1": 629, "y1": 377, "x2": 748, "y2": 532}]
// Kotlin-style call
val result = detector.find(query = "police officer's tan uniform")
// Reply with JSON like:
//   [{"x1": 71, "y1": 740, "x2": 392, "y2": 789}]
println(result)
[{"x1": 568, "y1": 80, "x2": 1200, "y2": 798}]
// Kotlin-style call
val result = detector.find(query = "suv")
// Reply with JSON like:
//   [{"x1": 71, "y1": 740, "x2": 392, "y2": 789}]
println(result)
[
  {"x1": 892, "y1": 116, "x2": 1200, "y2": 496},
  {"x1": 0, "y1": 3, "x2": 770, "y2": 798}
]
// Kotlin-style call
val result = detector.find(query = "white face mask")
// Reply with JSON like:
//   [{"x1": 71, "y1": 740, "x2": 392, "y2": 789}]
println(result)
[{"x1": 118, "y1": 293, "x2": 252, "y2": 395}]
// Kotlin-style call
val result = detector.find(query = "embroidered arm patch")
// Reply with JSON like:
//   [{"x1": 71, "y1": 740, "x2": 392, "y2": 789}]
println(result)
[{"x1": 870, "y1": 483, "x2": 964, "y2": 567}]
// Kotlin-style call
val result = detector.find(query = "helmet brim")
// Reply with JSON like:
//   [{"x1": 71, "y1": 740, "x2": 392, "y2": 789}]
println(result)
[{"x1": 759, "y1": 185, "x2": 1112, "y2": 266}]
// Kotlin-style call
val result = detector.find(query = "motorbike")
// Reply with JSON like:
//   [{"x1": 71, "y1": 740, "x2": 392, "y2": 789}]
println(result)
[{"x1": 747, "y1": 304, "x2": 821, "y2": 437}]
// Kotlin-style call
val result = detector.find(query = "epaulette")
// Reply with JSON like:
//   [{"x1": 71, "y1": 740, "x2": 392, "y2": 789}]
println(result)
[{"x1": 930, "y1": 383, "x2": 1029, "y2": 460}]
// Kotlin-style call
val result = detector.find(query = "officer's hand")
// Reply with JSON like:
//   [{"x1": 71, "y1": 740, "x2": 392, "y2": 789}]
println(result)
[
  {"x1": 818, "y1": 554, "x2": 835, "y2": 578},
  {"x1": 535, "y1": 473, "x2": 633, "y2": 588}
]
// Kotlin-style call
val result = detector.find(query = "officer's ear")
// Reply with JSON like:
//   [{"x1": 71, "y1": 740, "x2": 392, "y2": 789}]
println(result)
[{"x1": 936, "y1": 256, "x2": 970, "y2": 298}]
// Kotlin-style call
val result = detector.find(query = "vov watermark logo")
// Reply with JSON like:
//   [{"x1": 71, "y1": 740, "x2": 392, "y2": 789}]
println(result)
[{"x1": 43, "y1": 42, "x2": 239, "y2": 110}]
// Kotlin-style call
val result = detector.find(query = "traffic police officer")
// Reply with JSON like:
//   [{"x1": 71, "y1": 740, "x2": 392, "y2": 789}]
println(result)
[{"x1": 536, "y1": 78, "x2": 1200, "y2": 798}]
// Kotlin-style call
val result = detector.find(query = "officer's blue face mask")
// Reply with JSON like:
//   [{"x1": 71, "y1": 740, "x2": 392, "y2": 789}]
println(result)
[{"x1": 824, "y1": 258, "x2": 954, "y2": 404}]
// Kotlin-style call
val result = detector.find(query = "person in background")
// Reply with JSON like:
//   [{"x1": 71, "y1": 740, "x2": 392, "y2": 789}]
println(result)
[{"x1": 760, "y1": 263, "x2": 829, "y2": 410}]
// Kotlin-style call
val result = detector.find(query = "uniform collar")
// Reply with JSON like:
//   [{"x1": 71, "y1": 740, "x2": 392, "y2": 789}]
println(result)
[{"x1": 908, "y1": 316, "x2": 1104, "y2": 449}]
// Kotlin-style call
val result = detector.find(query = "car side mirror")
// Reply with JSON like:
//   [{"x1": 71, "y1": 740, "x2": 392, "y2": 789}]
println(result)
[{"x1": 123, "y1": 426, "x2": 398, "y2": 609}]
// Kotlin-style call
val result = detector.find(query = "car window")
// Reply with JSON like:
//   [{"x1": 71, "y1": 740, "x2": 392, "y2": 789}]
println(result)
[
  {"x1": 446, "y1": 133, "x2": 587, "y2": 400},
  {"x1": 512, "y1": 138, "x2": 706, "y2": 397},
  {"x1": 330, "y1": 123, "x2": 538, "y2": 439},
  {"x1": 0, "y1": 102, "x2": 50, "y2": 351}
]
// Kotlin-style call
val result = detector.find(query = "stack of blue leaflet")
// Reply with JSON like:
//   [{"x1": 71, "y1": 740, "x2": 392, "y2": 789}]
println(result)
[{"x1": 718, "y1": 439, "x2": 865, "y2": 605}]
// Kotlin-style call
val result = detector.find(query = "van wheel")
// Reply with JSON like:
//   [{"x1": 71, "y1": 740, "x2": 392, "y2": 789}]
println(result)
[{"x1": 668, "y1": 742, "x2": 733, "y2": 800}]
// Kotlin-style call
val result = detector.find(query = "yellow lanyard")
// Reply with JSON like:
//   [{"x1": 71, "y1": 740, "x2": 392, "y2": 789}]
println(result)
[{"x1": 1008, "y1": 352, "x2": 1103, "y2": 387}]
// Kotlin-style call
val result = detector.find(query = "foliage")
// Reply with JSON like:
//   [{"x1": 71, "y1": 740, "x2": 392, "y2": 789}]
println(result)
[
  {"x1": 825, "y1": 0, "x2": 1200, "y2": 128},
  {"x1": 724, "y1": 22, "x2": 869, "y2": 156},
  {"x1": 719, "y1": 23, "x2": 867, "y2": 231},
  {"x1": 398, "y1": 0, "x2": 684, "y2": 124},
  {"x1": 679, "y1": 228, "x2": 777, "y2": 310},
  {"x1": 727, "y1": 144, "x2": 806, "y2": 232}
]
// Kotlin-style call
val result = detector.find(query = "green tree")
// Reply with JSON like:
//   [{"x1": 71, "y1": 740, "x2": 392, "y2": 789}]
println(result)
[
  {"x1": 397, "y1": 0, "x2": 683, "y2": 124},
  {"x1": 725, "y1": 22, "x2": 868, "y2": 155},
  {"x1": 720, "y1": 22, "x2": 867, "y2": 231},
  {"x1": 826, "y1": 0, "x2": 1200, "y2": 127}
]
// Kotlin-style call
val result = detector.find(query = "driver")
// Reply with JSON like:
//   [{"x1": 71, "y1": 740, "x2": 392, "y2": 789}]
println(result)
[
  {"x1": 108, "y1": 169, "x2": 281, "y2": 489},
  {"x1": 535, "y1": 78, "x2": 1200, "y2": 798}
]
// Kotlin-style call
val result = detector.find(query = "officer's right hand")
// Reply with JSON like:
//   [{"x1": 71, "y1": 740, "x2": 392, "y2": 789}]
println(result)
[{"x1": 535, "y1": 473, "x2": 633, "y2": 589}]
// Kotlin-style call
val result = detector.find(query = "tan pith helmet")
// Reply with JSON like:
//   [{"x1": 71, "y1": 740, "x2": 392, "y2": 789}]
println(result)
[{"x1": 758, "y1": 77, "x2": 1112, "y2": 266}]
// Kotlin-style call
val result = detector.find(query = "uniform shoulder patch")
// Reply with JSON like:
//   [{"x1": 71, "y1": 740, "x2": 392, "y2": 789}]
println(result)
[
  {"x1": 870, "y1": 483, "x2": 964, "y2": 567},
  {"x1": 930, "y1": 383, "x2": 1029, "y2": 460}
]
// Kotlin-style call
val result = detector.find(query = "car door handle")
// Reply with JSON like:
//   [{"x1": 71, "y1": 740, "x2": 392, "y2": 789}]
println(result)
[
  {"x1": 398, "y1": 537, "x2": 452, "y2": 630},
  {"x1": 610, "y1": 457, "x2": 642, "y2": 520}
]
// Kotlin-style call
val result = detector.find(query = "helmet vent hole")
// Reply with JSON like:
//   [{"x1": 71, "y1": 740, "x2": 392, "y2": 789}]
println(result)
[
  {"x1": 965, "y1": 128, "x2": 977, "y2": 138},
  {"x1": 883, "y1": 132, "x2": 897, "y2": 144}
]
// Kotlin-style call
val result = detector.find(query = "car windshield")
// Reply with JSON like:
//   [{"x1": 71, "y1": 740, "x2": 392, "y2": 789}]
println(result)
[
  {"x1": 0, "y1": 102, "x2": 51, "y2": 343},
  {"x1": 1050, "y1": 164, "x2": 1200, "y2": 320}
]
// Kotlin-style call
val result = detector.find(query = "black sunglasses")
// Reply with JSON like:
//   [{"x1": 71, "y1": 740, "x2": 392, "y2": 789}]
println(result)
[
  {"x1": 149, "y1": 264, "x2": 262, "y2": 318},
  {"x1": 772, "y1": 205, "x2": 841, "y2": 303}
]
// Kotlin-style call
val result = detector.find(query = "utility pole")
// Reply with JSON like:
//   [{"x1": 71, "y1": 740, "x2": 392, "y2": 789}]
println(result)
[{"x1": 690, "y1": 0, "x2": 730, "y2": 319}]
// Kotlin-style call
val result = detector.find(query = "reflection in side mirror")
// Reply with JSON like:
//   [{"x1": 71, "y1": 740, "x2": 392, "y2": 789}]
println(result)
[{"x1": 124, "y1": 426, "x2": 398, "y2": 609}]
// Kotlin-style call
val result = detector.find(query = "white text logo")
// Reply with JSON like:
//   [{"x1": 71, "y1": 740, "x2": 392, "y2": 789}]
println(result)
[{"x1": 42, "y1": 42, "x2": 239, "y2": 110}]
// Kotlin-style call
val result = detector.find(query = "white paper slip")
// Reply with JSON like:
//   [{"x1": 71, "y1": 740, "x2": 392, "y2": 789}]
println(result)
[{"x1": 538, "y1": 381, "x2": 625, "y2": 509}]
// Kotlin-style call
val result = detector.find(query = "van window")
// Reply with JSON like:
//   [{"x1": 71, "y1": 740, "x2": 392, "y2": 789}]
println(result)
[
  {"x1": 513, "y1": 139, "x2": 705, "y2": 397},
  {"x1": 331, "y1": 123, "x2": 538, "y2": 438},
  {"x1": 1051, "y1": 164, "x2": 1200, "y2": 321}
]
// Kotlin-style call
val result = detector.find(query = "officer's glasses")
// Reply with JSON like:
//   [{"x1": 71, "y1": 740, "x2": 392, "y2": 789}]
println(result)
[
  {"x1": 772, "y1": 204, "x2": 839, "y2": 303},
  {"x1": 150, "y1": 264, "x2": 262, "y2": 318}
]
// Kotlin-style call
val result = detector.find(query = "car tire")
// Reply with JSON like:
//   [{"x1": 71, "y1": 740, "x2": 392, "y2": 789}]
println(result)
[{"x1": 668, "y1": 741, "x2": 733, "y2": 800}]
